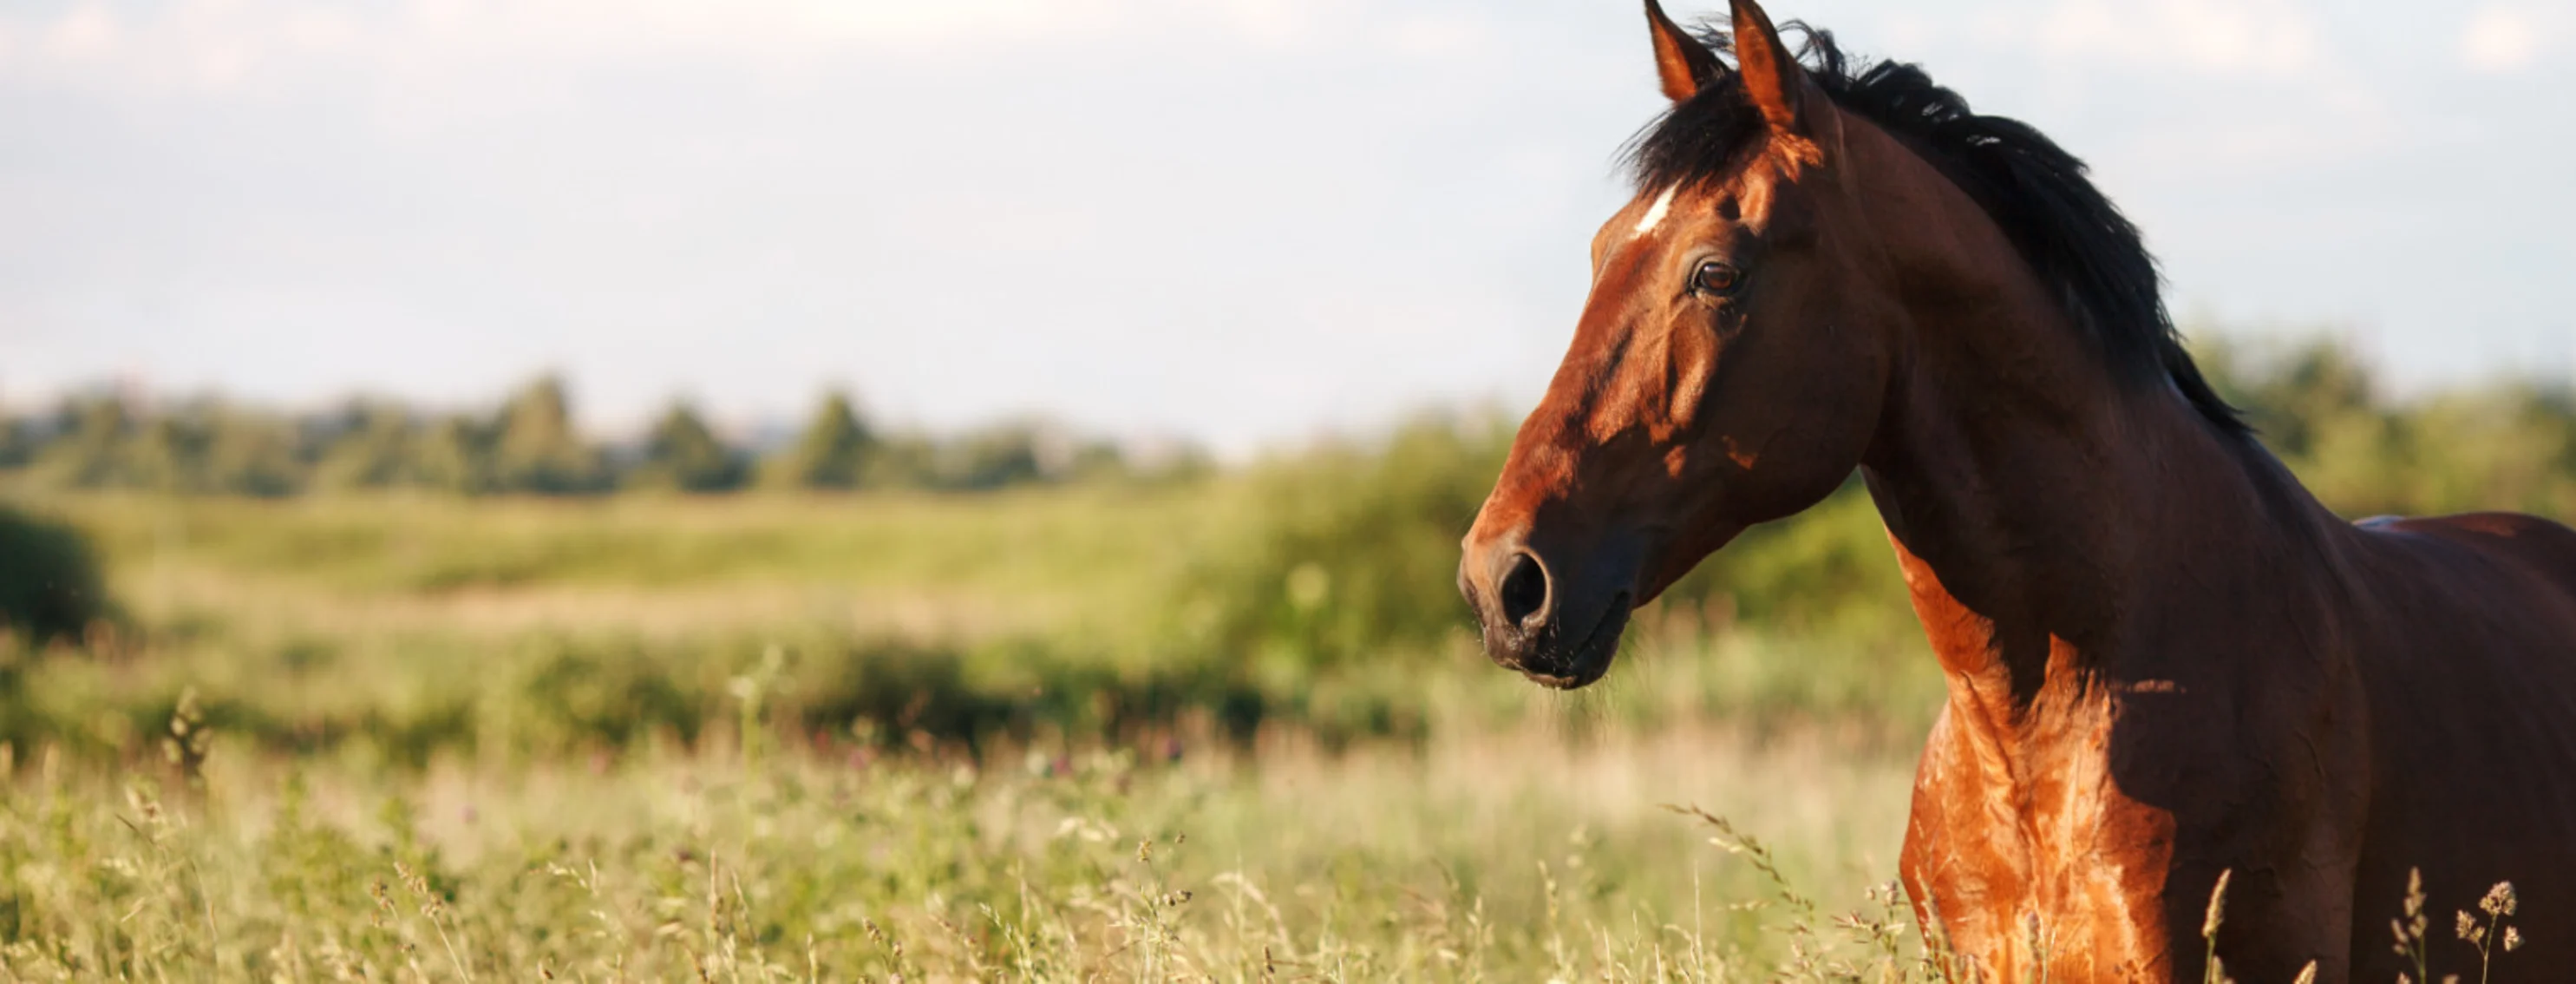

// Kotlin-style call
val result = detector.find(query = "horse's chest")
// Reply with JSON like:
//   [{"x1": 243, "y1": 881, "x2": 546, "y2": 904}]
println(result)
[{"x1": 1900, "y1": 698, "x2": 2180, "y2": 981}]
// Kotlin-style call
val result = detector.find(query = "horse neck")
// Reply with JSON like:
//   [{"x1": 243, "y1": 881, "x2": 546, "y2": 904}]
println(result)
[{"x1": 1855, "y1": 253, "x2": 2335, "y2": 719}]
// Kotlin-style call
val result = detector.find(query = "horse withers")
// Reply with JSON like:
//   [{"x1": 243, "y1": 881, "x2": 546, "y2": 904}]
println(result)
[{"x1": 1455, "y1": 2, "x2": 2576, "y2": 979}]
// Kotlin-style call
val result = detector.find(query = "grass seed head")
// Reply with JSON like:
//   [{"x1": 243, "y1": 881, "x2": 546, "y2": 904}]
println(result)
[
  {"x1": 2482, "y1": 882, "x2": 2518, "y2": 917},
  {"x1": 2201, "y1": 869, "x2": 2232, "y2": 940}
]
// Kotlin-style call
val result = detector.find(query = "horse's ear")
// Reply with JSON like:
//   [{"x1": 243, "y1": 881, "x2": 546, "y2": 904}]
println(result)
[
  {"x1": 1729, "y1": 0, "x2": 1805, "y2": 133},
  {"x1": 1644, "y1": 0, "x2": 1720, "y2": 103}
]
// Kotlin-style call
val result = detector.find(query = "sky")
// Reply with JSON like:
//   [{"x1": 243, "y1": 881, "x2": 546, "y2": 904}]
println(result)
[{"x1": 2, "y1": 0, "x2": 2571, "y2": 454}]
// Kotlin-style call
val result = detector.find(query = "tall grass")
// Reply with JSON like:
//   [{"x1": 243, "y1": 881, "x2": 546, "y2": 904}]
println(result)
[{"x1": 0, "y1": 715, "x2": 1935, "y2": 981}]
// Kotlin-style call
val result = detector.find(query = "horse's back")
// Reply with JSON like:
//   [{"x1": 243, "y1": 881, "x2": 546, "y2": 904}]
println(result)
[
  {"x1": 2370, "y1": 511, "x2": 2576, "y2": 590},
  {"x1": 2351, "y1": 508, "x2": 2576, "y2": 759},
  {"x1": 2353, "y1": 510, "x2": 2576, "y2": 758},
  {"x1": 2344, "y1": 511, "x2": 2576, "y2": 979}
]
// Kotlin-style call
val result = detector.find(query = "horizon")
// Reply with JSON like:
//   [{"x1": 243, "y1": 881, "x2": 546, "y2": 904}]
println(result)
[{"x1": 0, "y1": 321, "x2": 2549, "y2": 456}]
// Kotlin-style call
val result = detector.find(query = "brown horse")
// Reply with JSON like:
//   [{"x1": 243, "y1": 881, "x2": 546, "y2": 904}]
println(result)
[{"x1": 1455, "y1": 2, "x2": 2576, "y2": 980}]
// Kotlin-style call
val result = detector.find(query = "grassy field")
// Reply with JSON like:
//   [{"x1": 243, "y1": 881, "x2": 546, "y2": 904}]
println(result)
[
  {"x1": 0, "y1": 724, "x2": 1927, "y2": 980},
  {"x1": 0, "y1": 486, "x2": 1954, "y2": 980}
]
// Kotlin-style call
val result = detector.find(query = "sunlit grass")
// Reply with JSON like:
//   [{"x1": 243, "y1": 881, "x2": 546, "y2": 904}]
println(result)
[
  {"x1": 34, "y1": 488, "x2": 1234, "y2": 637},
  {"x1": 0, "y1": 724, "x2": 1935, "y2": 981}
]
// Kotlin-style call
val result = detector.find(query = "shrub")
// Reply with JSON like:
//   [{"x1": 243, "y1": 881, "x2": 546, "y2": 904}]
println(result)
[
  {"x1": 1175, "y1": 411, "x2": 1511, "y2": 678},
  {"x1": 629, "y1": 401, "x2": 749, "y2": 493},
  {"x1": 0, "y1": 504, "x2": 108, "y2": 644},
  {"x1": 763, "y1": 390, "x2": 878, "y2": 490}
]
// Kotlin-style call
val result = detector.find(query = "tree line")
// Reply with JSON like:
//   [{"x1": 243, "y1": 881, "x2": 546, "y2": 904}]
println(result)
[{"x1": 0, "y1": 377, "x2": 1204, "y2": 496}]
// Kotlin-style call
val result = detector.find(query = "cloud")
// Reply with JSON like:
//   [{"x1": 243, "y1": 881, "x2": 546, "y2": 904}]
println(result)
[
  {"x1": 2461, "y1": 5, "x2": 2557, "y2": 73},
  {"x1": 2030, "y1": 0, "x2": 2329, "y2": 76},
  {"x1": 0, "y1": 0, "x2": 1409, "y2": 98}
]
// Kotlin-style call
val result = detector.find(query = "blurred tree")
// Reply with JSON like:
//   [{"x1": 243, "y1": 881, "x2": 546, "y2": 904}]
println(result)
[
  {"x1": 29, "y1": 394, "x2": 135, "y2": 489},
  {"x1": 0, "y1": 414, "x2": 34, "y2": 470},
  {"x1": 1120, "y1": 437, "x2": 1216, "y2": 487},
  {"x1": 1058, "y1": 439, "x2": 1134, "y2": 485},
  {"x1": 413, "y1": 414, "x2": 498, "y2": 495},
  {"x1": 2202, "y1": 336, "x2": 2383, "y2": 462},
  {"x1": 933, "y1": 423, "x2": 1046, "y2": 491},
  {"x1": 105, "y1": 400, "x2": 312, "y2": 496},
  {"x1": 2194, "y1": 334, "x2": 2576, "y2": 519},
  {"x1": 983, "y1": 422, "x2": 1132, "y2": 486},
  {"x1": 2398, "y1": 385, "x2": 2576, "y2": 518},
  {"x1": 860, "y1": 435, "x2": 937, "y2": 489},
  {"x1": 764, "y1": 390, "x2": 877, "y2": 490},
  {"x1": 202, "y1": 410, "x2": 304, "y2": 496},
  {"x1": 311, "y1": 400, "x2": 418, "y2": 491},
  {"x1": 493, "y1": 377, "x2": 609, "y2": 494},
  {"x1": 123, "y1": 405, "x2": 216, "y2": 493},
  {"x1": 631, "y1": 400, "x2": 748, "y2": 493}
]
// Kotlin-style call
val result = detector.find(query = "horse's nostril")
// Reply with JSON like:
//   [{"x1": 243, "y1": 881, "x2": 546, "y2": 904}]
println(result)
[{"x1": 1498, "y1": 551, "x2": 1550, "y2": 629}]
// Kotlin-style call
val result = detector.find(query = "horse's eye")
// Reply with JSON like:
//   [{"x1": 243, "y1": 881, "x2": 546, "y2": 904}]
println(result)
[{"x1": 1692, "y1": 260, "x2": 1743, "y2": 297}]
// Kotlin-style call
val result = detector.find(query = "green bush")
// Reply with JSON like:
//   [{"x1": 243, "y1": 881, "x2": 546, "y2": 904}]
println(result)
[
  {"x1": 630, "y1": 401, "x2": 749, "y2": 493},
  {"x1": 2199, "y1": 335, "x2": 2576, "y2": 520},
  {"x1": 1661, "y1": 480, "x2": 1916, "y2": 639},
  {"x1": 0, "y1": 504, "x2": 108, "y2": 644},
  {"x1": 1175, "y1": 412, "x2": 1511, "y2": 679}
]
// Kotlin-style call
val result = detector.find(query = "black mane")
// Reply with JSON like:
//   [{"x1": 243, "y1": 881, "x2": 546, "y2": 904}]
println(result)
[{"x1": 1629, "y1": 24, "x2": 2244, "y2": 434}]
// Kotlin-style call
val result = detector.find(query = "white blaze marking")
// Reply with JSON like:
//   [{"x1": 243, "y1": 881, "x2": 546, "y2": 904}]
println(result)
[{"x1": 1632, "y1": 185, "x2": 1678, "y2": 234}]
